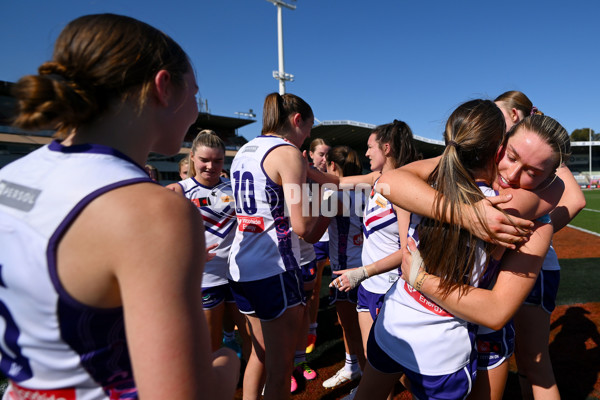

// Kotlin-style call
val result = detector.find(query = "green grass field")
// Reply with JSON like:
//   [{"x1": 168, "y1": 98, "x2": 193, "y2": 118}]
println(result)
[
  {"x1": 556, "y1": 258, "x2": 600, "y2": 305},
  {"x1": 556, "y1": 190, "x2": 600, "y2": 305},
  {"x1": 570, "y1": 190, "x2": 600, "y2": 233}
]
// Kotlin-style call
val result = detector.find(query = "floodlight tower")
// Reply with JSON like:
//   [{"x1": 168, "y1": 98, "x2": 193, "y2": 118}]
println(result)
[{"x1": 266, "y1": 0, "x2": 296, "y2": 94}]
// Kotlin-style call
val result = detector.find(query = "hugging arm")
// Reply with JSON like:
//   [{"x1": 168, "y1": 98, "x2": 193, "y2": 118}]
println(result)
[
  {"x1": 378, "y1": 157, "x2": 536, "y2": 249},
  {"x1": 549, "y1": 165, "x2": 586, "y2": 232},
  {"x1": 402, "y1": 220, "x2": 553, "y2": 331}
]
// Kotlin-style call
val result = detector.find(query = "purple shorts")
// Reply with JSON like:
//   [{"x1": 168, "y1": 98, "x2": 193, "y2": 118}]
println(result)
[
  {"x1": 229, "y1": 269, "x2": 305, "y2": 321},
  {"x1": 328, "y1": 285, "x2": 359, "y2": 305},
  {"x1": 356, "y1": 285, "x2": 386, "y2": 320},
  {"x1": 301, "y1": 259, "x2": 317, "y2": 284},
  {"x1": 524, "y1": 269, "x2": 560, "y2": 313},
  {"x1": 475, "y1": 321, "x2": 515, "y2": 370},
  {"x1": 313, "y1": 241, "x2": 329, "y2": 262},
  {"x1": 202, "y1": 283, "x2": 234, "y2": 309}
]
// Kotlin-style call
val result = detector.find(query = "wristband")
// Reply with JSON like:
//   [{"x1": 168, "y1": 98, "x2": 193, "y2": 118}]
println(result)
[{"x1": 414, "y1": 270, "x2": 429, "y2": 291}]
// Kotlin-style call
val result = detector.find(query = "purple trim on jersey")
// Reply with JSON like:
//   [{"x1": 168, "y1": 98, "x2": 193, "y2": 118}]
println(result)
[
  {"x1": 185, "y1": 177, "x2": 214, "y2": 191},
  {"x1": 57, "y1": 301, "x2": 136, "y2": 397},
  {"x1": 266, "y1": 178, "x2": 299, "y2": 271},
  {"x1": 363, "y1": 216, "x2": 398, "y2": 239},
  {"x1": 49, "y1": 140, "x2": 147, "y2": 175},
  {"x1": 259, "y1": 141, "x2": 294, "y2": 189},
  {"x1": 203, "y1": 204, "x2": 236, "y2": 239},
  {"x1": 255, "y1": 138, "x2": 299, "y2": 271},
  {"x1": 362, "y1": 188, "x2": 398, "y2": 239},
  {"x1": 478, "y1": 258, "x2": 502, "y2": 290},
  {"x1": 202, "y1": 205, "x2": 233, "y2": 219},
  {"x1": 409, "y1": 213, "x2": 420, "y2": 243},
  {"x1": 475, "y1": 181, "x2": 498, "y2": 194},
  {"x1": 334, "y1": 215, "x2": 350, "y2": 268},
  {"x1": 46, "y1": 178, "x2": 148, "y2": 393},
  {"x1": 184, "y1": 177, "x2": 236, "y2": 239}
]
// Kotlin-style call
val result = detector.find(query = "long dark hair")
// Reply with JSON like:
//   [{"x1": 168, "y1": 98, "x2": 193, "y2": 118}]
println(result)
[
  {"x1": 261, "y1": 92, "x2": 313, "y2": 136},
  {"x1": 372, "y1": 119, "x2": 421, "y2": 168},
  {"x1": 326, "y1": 145, "x2": 362, "y2": 177},
  {"x1": 418, "y1": 99, "x2": 505, "y2": 297}
]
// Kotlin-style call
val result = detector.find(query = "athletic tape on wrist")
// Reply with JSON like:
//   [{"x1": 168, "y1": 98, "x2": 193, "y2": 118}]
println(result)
[
  {"x1": 346, "y1": 267, "x2": 369, "y2": 289},
  {"x1": 408, "y1": 245, "x2": 424, "y2": 287}
]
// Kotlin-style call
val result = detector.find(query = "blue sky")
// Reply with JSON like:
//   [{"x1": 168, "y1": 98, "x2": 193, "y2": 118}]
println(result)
[{"x1": 2, "y1": 0, "x2": 598, "y2": 142}]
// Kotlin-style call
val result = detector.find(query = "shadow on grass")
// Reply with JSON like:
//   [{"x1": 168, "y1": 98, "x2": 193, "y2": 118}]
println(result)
[
  {"x1": 503, "y1": 303, "x2": 600, "y2": 400},
  {"x1": 557, "y1": 258, "x2": 600, "y2": 305}
]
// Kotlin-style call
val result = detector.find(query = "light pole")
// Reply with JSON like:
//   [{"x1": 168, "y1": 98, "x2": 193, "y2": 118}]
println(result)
[
  {"x1": 590, "y1": 127, "x2": 593, "y2": 177},
  {"x1": 266, "y1": 0, "x2": 296, "y2": 94}
]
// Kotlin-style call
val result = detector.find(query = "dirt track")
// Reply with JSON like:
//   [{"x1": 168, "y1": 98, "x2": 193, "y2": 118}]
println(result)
[{"x1": 552, "y1": 226, "x2": 600, "y2": 259}]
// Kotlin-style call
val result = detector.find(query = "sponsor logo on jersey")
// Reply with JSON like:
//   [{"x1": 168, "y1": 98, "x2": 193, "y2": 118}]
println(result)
[
  {"x1": 0, "y1": 181, "x2": 41, "y2": 212},
  {"x1": 242, "y1": 145, "x2": 259, "y2": 153},
  {"x1": 403, "y1": 281, "x2": 453, "y2": 317},
  {"x1": 237, "y1": 216, "x2": 265, "y2": 233},
  {"x1": 191, "y1": 197, "x2": 211, "y2": 207},
  {"x1": 353, "y1": 234, "x2": 363, "y2": 246},
  {"x1": 221, "y1": 195, "x2": 233, "y2": 203},
  {"x1": 11, "y1": 381, "x2": 76, "y2": 400},
  {"x1": 373, "y1": 192, "x2": 388, "y2": 209}
]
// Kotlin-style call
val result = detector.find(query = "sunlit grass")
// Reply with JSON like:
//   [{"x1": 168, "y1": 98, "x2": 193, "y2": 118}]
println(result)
[{"x1": 570, "y1": 190, "x2": 600, "y2": 233}]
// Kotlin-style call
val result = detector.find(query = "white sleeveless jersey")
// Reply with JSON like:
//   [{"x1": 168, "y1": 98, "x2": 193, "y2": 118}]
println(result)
[
  {"x1": 177, "y1": 177, "x2": 236, "y2": 287},
  {"x1": 374, "y1": 184, "x2": 496, "y2": 375},
  {"x1": 297, "y1": 234, "x2": 316, "y2": 266},
  {"x1": 328, "y1": 190, "x2": 364, "y2": 271},
  {"x1": 0, "y1": 141, "x2": 151, "y2": 399},
  {"x1": 228, "y1": 136, "x2": 300, "y2": 281},
  {"x1": 361, "y1": 179, "x2": 400, "y2": 294}
]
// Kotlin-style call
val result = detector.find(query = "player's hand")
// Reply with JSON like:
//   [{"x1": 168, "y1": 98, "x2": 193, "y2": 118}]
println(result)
[
  {"x1": 331, "y1": 267, "x2": 369, "y2": 291},
  {"x1": 463, "y1": 195, "x2": 533, "y2": 249},
  {"x1": 206, "y1": 243, "x2": 218, "y2": 262}
]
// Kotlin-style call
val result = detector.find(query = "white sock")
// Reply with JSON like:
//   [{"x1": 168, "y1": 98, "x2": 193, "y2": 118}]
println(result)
[
  {"x1": 344, "y1": 353, "x2": 359, "y2": 374},
  {"x1": 308, "y1": 323, "x2": 318, "y2": 336}
]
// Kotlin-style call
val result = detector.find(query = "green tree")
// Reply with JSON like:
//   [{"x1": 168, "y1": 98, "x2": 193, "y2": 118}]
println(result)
[{"x1": 571, "y1": 128, "x2": 596, "y2": 141}]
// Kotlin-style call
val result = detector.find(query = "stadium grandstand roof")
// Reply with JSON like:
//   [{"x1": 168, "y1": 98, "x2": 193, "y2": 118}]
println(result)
[{"x1": 302, "y1": 120, "x2": 445, "y2": 159}]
